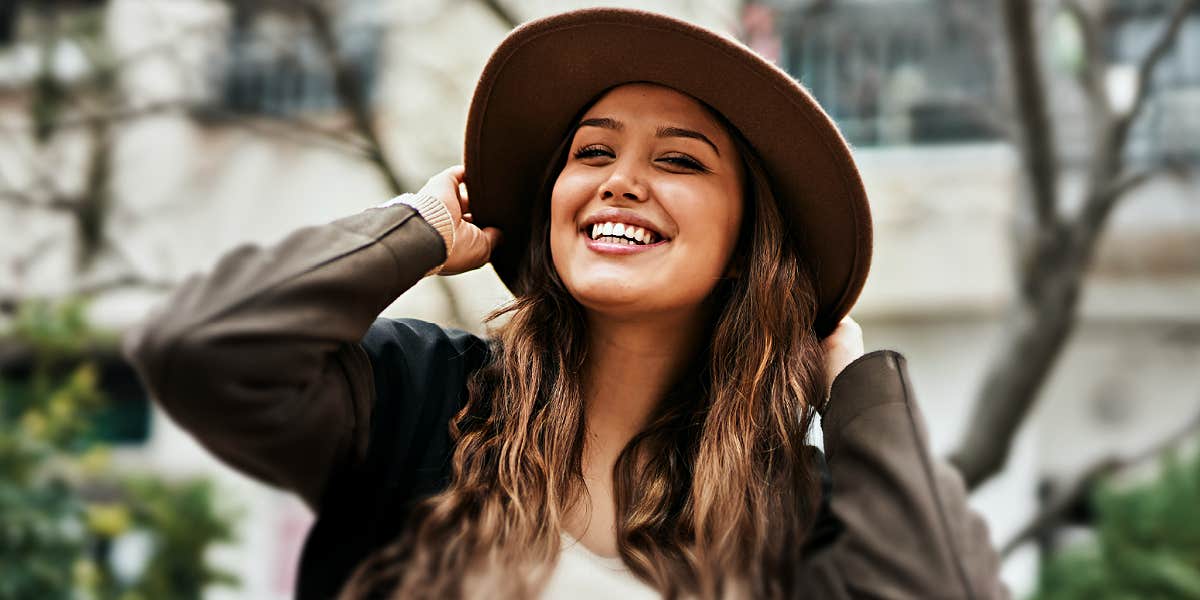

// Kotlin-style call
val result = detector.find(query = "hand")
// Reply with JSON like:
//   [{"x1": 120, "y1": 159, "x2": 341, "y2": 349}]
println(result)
[
  {"x1": 417, "y1": 165, "x2": 503, "y2": 276},
  {"x1": 821, "y1": 315, "x2": 865, "y2": 402}
]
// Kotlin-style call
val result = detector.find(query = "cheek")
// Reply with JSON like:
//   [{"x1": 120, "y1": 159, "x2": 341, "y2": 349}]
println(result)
[
  {"x1": 710, "y1": 182, "x2": 745, "y2": 259},
  {"x1": 673, "y1": 185, "x2": 743, "y2": 256},
  {"x1": 549, "y1": 173, "x2": 586, "y2": 266}
]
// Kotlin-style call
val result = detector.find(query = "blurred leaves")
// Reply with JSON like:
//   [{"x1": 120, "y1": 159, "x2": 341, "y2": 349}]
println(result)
[
  {"x1": 0, "y1": 298, "x2": 240, "y2": 600},
  {"x1": 9, "y1": 297, "x2": 94, "y2": 357},
  {"x1": 1031, "y1": 441, "x2": 1200, "y2": 600}
]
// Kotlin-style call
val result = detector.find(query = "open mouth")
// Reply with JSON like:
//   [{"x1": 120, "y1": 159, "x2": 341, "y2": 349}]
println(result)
[{"x1": 581, "y1": 221, "x2": 665, "y2": 246}]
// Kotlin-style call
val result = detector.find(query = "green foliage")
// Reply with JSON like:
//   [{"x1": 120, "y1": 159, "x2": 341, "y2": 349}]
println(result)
[
  {"x1": 108, "y1": 478, "x2": 240, "y2": 600},
  {"x1": 1031, "y1": 441, "x2": 1200, "y2": 600},
  {"x1": 0, "y1": 299, "x2": 241, "y2": 600}
]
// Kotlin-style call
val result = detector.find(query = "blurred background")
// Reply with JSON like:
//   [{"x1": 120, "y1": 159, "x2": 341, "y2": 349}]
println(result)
[{"x1": 1, "y1": 0, "x2": 1197, "y2": 598}]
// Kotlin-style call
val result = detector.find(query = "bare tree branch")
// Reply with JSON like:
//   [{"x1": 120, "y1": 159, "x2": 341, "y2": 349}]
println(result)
[
  {"x1": 301, "y1": 1, "x2": 470, "y2": 329},
  {"x1": 0, "y1": 189, "x2": 77, "y2": 211},
  {"x1": 191, "y1": 106, "x2": 374, "y2": 158},
  {"x1": 949, "y1": 263, "x2": 1083, "y2": 488},
  {"x1": 72, "y1": 273, "x2": 177, "y2": 297},
  {"x1": 1062, "y1": 0, "x2": 1111, "y2": 116},
  {"x1": 1075, "y1": 0, "x2": 1195, "y2": 249},
  {"x1": 1000, "y1": 406, "x2": 1200, "y2": 557},
  {"x1": 1102, "y1": 161, "x2": 1189, "y2": 199},
  {"x1": 0, "y1": 100, "x2": 192, "y2": 133},
  {"x1": 0, "y1": 100, "x2": 368, "y2": 161},
  {"x1": 4, "y1": 235, "x2": 59, "y2": 299},
  {"x1": 1000, "y1": 0, "x2": 1059, "y2": 229},
  {"x1": 303, "y1": 2, "x2": 402, "y2": 193},
  {"x1": 1117, "y1": 0, "x2": 1196, "y2": 134},
  {"x1": 949, "y1": 0, "x2": 1197, "y2": 490},
  {"x1": 477, "y1": 0, "x2": 520, "y2": 28}
]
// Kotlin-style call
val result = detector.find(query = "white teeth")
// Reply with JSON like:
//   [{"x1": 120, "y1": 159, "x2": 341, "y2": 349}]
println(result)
[{"x1": 585, "y1": 221, "x2": 664, "y2": 245}]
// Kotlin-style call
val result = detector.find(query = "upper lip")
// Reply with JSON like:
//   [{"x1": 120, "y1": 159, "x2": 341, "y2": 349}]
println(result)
[{"x1": 580, "y1": 208, "x2": 668, "y2": 240}]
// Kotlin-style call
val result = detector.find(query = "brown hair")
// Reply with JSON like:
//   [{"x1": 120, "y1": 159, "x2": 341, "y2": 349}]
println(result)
[{"x1": 340, "y1": 91, "x2": 828, "y2": 600}]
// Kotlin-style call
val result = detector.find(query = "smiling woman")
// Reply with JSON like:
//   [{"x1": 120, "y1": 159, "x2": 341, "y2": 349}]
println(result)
[
  {"x1": 120, "y1": 7, "x2": 1011, "y2": 600},
  {"x1": 551, "y1": 83, "x2": 745, "y2": 321}
]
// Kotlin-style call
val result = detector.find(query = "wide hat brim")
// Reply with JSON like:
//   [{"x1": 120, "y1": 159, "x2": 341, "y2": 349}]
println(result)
[{"x1": 463, "y1": 7, "x2": 872, "y2": 339}]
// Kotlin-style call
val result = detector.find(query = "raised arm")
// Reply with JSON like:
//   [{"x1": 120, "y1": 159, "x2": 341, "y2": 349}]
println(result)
[
  {"x1": 120, "y1": 167, "x2": 492, "y2": 512},
  {"x1": 802, "y1": 350, "x2": 1011, "y2": 599}
]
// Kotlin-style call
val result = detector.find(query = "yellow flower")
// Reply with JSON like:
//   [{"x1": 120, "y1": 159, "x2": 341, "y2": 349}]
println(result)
[
  {"x1": 71, "y1": 364, "x2": 98, "y2": 390},
  {"x1": 49, "y1": 392, "x2": 74, "y2": 419},
  {"x1": 73, "y1": 558, "x2": 99, "y2": 589},
  {"x1": 79, "y1": 446, "x2": 111, "y2": 476},
  {"x1": 86, "y1": 503, "x2": 132, "y2": 537},
  {"x1": 20, "y1": 411, "x2": 47, "y2": 438}
]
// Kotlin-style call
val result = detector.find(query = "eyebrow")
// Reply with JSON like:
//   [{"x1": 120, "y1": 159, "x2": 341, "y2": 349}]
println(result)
[{"x1": 577, "y1": 117, "x2": 721, "y2": 157}]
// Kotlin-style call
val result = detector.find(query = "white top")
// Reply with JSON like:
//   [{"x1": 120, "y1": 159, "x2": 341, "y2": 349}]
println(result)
[{"x1": 539, "y1": 531, "x2": 661, "y2": 599}]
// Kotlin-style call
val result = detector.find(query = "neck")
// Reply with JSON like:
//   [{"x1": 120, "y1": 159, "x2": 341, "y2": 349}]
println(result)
[{"x1": 581, "y1": 307, "x2": 709, "y2": 457}]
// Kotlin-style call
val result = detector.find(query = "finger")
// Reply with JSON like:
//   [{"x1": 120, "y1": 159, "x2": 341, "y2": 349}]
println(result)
[
  {"x1": 462, "y1": 212, "x2": 473, "y2": 223},
  {"x1": 458, "y1": 183, "x2": 471, "y2": 214},
  {"x1": 465, "y1": 226, "x2": 503, "y2": 265},
  {"x1": 454, "y1": 227, "x2": 487, "y2": 268},
  {"x1": 432, "y1": 166, "x2": 465, "y2": 197},
  {"x1": 482, "y1": 227, "x2": 503, "y2": 252}
]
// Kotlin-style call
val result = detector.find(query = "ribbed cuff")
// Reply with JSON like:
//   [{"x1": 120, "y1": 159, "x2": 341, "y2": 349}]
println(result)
[
  {"x1": 399, "y1": 192, "x2": 455, "y2": 257},
  {"x1": 376, "y1": 192, "x2": 455, "y2": 275}
]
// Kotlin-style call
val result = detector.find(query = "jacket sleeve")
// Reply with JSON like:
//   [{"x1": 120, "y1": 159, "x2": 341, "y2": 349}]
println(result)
[
  {"x1": 120, "y1": 203, "x2": 447, "y2": 512},
  {"x1": 800, "y1": 349, "x2": 1011, "y2": 600}
]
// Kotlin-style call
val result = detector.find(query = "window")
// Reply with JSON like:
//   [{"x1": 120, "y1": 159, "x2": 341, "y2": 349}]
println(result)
[
  {"x1": 765, "y1": 0, "x2": 1001, "y2": 146},
  {"x1": 209, "y1": 5, "x2": 382, "y2": 116}
]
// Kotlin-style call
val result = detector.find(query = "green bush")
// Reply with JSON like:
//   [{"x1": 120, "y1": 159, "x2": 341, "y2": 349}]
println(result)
[
  {"x1": 0, "y1": 299, "x2": 241, "y2": 600},
  {"x1": 1031, "y1": 440, "x2": 1200, "y2": 600}
]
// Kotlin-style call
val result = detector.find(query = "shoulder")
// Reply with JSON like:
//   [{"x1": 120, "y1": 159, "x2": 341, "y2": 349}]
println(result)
[
  {"x1": 358, "y1": 317, "x2": 491, "y2": 416},
  {"x1": 361, "y1": 316, "x2": 490, "y2": 367},
  {"x1": 353, "y1": 318, "x2": 492, "y2": 489}
]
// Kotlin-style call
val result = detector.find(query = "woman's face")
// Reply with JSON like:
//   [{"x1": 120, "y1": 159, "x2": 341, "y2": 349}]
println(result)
[{"x1": 549, "y1": 83, "x2": 745, "y2": 319}]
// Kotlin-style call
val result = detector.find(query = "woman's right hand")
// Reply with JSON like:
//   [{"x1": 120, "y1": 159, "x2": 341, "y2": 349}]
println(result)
[{"x1": 417, "y1": 165, "x2": 503, "y2": 276}]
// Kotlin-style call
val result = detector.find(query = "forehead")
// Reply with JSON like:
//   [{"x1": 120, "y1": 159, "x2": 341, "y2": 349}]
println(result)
[{"x1": 579, "y1": 83, "x2": 729, "y2": 140}]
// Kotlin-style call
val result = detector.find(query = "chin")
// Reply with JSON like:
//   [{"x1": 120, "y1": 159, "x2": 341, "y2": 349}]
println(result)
[{"x1": 565, "y1": 278, "x2": 646, "y2": 313}]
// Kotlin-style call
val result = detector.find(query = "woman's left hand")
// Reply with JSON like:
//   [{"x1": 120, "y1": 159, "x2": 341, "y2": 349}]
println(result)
[{"x1": 821, "y1": 315, "x2": 865, "y2": 399}]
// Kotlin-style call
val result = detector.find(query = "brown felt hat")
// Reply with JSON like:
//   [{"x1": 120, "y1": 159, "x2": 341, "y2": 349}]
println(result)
[{"x1": 463, "y1": 7, "x2": 872, "y2": 339}]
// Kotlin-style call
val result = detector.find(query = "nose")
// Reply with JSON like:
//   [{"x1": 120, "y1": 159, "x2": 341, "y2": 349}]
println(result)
[{"x1": 598, "y1": 164, "x2": 648, "y2": 203}]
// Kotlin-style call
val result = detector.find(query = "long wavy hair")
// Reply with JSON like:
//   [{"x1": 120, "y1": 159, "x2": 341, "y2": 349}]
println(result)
[{"x1": 340, "y1": 90, "x2": 829, "y2": 600}]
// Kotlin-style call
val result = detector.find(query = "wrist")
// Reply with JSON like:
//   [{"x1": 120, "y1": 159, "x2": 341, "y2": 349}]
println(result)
[
  {"x1": 378, "y1": 193, "x2": 456, "y2": 275},
  {"x1": 399, "y1": 192, "x2": 456, "y2": 257}
]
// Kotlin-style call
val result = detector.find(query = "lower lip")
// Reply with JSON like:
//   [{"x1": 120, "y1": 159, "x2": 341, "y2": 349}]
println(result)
[{"x1": 582, "y1": 231, "x2": 669, "y2": 255}]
